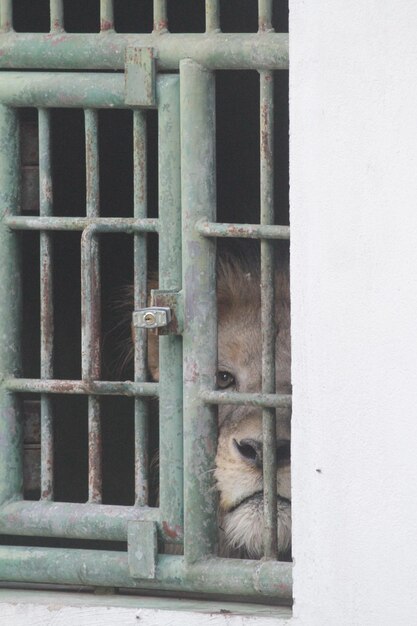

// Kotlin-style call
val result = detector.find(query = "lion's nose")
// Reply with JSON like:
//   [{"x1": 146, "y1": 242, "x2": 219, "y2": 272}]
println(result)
[
  {"x1": 234, "y1": 438, "x2": 291, "y2": 470},
  {"x1": 233, "y1": 438, "x2": 263, "y2": 469}
]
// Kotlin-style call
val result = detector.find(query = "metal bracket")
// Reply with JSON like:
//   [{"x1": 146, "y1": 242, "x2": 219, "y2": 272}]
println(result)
[
  {"x1": 133, "y1": 290, "x2": 183, "y2": 336},
  {"x1": 128, "y1": 521, "x2": 157, "y2": 580},
  {"x1": 125, "y1": 46, "x2": 156, "y2": 107}
]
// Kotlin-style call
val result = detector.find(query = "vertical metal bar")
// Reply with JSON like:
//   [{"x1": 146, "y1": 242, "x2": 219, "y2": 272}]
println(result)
[
  {"x1": 133, "y1": 110, "x2": 149, "y2": 506},
  {"x1": 0, "y1": 106, "x2": 22, "y2": 505},
  {"x1": 157, "y1": 76, "x2": 183, "y2": 541},
  {"x1": 83, "y1": 109, "x2": 102, "y2": 503},
  {"x1": 153, "y1": 0, "x2": 168, "y2": 33},
  {"x1": 50, "y1": 0, "x2": 64, "y2": 32},
  {"x1": 0, "y1": 0, "x2": 12, "y2": 31},
  {"x1": 205, "y1": 0, "x2": 220, "y2": 33},
  {"x1": 39, "y1": 109, "x2": 54, "y2": 500},
  {"x1": 100, "y1": 0, "x2": 114, "y2": 32},
  {"x1": 260, "y1": 70, "x2": 278, "y2": 559},
  {"x1": 258, "y1": 0, "x2": 274, "y2": 32},
  {"x1": 180, "y1": 60, "x2": 217, "y2": 562}
]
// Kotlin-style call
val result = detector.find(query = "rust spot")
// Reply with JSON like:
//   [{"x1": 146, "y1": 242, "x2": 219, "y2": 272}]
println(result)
[
  {"x1": 51, "y1": 19, "x2": 64, "y2": 32},
  {"x1": 258, "y1": 19, "x2": 273, "y2": 33},
  {"x1": 100, "y1": 19, "x2": 114, "y2": 32},
  {"x1": 162, "y1": 521, "x2": 183, "y2": 540},
  {"x1": 153, "y1": 20, "x2": 168, "y2": 33}
]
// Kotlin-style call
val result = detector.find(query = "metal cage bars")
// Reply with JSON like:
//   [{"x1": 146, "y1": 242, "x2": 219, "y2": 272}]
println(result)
[{"x1": 1, "y1": 0, "x2": 274, "y2": 35}]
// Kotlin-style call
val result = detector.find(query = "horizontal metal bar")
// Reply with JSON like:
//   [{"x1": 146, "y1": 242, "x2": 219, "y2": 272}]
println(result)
[
  {"x1": 200, "y1": 389, "x2": 292, "y2": 410},
  {"x1": 0, "y1": 549, "x2": 292, "y2": 601},
  {"x1": 196, "y1": 219, "x2": 290, "y2": 239},
  {"x1": 0, "y1": 501, "x2": 158, "y2": 541},
  {"x1": 4, "y1": 379, "x2": 159, "y2": 397},
  {"x1": 0, "y1": 33, "x2": 288, "y2": 71},
  {"x1": 0, "y1": 72, "x2": 136, "y2": 109},
  {"x1": 5, "y1": 216, "x2": 159, "y2": 232}
]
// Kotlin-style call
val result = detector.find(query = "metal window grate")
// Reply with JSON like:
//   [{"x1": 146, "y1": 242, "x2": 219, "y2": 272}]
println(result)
[{"x1": 0, "y1": 0, "x2": 291, "y2": 604}]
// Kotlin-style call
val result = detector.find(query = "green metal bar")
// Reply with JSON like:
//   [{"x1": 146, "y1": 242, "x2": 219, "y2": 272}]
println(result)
[
  {"x1": 5, "y1": 216, "x2": 159, "y2": 232},
  {"x1": 201, "y1": 390, "x2": 292, "y2": 410},
  {"x1": 0, "y1": 73, "x2": 131, "y2": 109},
  {"x1": 133, "y1": 110, "x2": 149, "y2": 507},
  {"x1": 258, "y1": 0, "x2": 274, "y2": 32},
  {"x1": 84, "y1": 111, "x2": 102, "y2": 504},
  {"x1": 0, "y1": 33, "x2": 289, "y2": 71},
  {"x1": 4, "y1": 378, "x2": 158, "y2": 397},
  {"x1": 0, "y1": 501, "x2": 158, "y2": 541},
  {"x1": 50, "y1": 0, "x2": 64, "y2": 33},
  {"x1": 0, "y1": 0, "x2": 12, "y2": 31},
  {"x1": 205, "y1": 0, "x2": 220, "y2": 33},
  {"x1": 196, "y1": 219, "x2": 290, "y2": 240},
  {"x1": 0, "y1": 548, "x2": 292, "y2": 601},
  {"x1": 157, "y1": 75, "x2": 183, "y2": 542},
  {"x1": 260, "y1": 69, "x2": 278, "y2": 559},
  {"x1": 100, "y1": 0, "x2": 114, "y2": 32},
  {"x1": 38, "y1": 108, "x2": 54, "y2": 501},
  {"x1": 153, "y1": 0, "x2": 168, "y2": 33},
  {"x1": 0, "y1": 106, "x2": 22, "y2": 507},
  {"x1": 180, "y1": 60, "x2": 217, "y2": 563}
]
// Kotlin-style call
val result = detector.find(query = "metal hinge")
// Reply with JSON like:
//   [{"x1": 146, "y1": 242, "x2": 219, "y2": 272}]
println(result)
[{"x1": 125, "y1": 46, "x2": 156, "y2": 107}]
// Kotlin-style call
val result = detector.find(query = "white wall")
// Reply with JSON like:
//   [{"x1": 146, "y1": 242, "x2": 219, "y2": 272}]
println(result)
[{"x1": 290, "y1": 1, "x2": 417, "y2": 624}]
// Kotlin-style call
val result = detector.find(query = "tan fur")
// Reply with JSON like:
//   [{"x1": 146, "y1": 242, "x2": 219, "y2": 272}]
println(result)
[{"x1": 146, "y1": 254, "x2": 291, "y2": 560}]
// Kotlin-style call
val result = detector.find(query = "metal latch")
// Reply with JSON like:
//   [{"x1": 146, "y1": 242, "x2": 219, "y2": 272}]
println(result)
[{"x1": 133, "y1": 307, "x2": 171, "y2": 329}]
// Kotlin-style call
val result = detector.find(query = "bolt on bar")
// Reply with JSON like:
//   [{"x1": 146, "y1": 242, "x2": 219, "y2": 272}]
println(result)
[
  {"x1": 83, "y1": 109, "x2": 102, "y2": 504},
  {"x1": 0, "y1": 106, "x2": 22, "y2": 508},
  {"x1": 260, "y1": 69, "x2": 278, "y2": 559},
  {"x1": 50, "y1": 0, "x2": 64, "y2": 32},
  {"x1": 181, "y1": 60, "x2": 218, "y2": 563},
  {"x1": 5, "y1": 216, "x2": 159, "y2": 232},
  {"x1": 100, "y1": 0, "x2": 114, "y2": 32},
  {"x1": 153, "y1": 0, "x2": 168, "y2": 33},
  {"x1": 157, "y1": 75, "x2": 183, "y2": 542},
  {"x1": 133, "y1": 110, "x2": 149, "y2": 507},
  {"x1": 205, "y1": 0, "x2": 220, "y2": 33},
  {"x1": 38, "y1": 109, "x2": 54, "y2": 501},
  {"x1": 196, "y1": 219, "x2": 290, "y2": 240},
  {"x1": 0, "y1": 0, "x2": 12, "y2": 32},
  {"x1": 258, "y1": 0, "x2": 274, "y2": 32}
]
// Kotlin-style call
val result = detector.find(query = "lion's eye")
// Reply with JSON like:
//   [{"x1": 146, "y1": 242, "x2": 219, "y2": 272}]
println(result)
[{"x1": 217, "y1": 370, "x2": 235, "y2": 389}]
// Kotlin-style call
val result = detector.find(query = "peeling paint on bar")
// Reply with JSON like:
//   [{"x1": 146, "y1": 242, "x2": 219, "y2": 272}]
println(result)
[
  {"x1": 38, "y1": 108, "x2": 54, "y2": 501},
  {"x1": 0, "y1": 0, "x2": 12, "y2": 32},
  {"x1": 196, "y1": 219, "x2": 290, "y2": 239},
  {"x1": 153, "y1": 0, "x2": 168, "y2": 33},
  {"x1": 0, "y1": 548, "x2": 292, "y2": 601},
  {"x1": 258, "y1": 0, "x2": 274, "y2": 32},
  {"x1": 5, "y1": 216, "x2": 159, "y2": 232},
  {"x1": 50, "y1": 0, "x2": 64, "y2": 33},
  {"x1": 4, "y1": 378, "x2": 159, "y2": 396},
  {"x1": 100, "y1": 0, "x2": 114, "y2": 33},
  {"x1": 0, "y1": 33, "x2": 289, "y2": 71}
]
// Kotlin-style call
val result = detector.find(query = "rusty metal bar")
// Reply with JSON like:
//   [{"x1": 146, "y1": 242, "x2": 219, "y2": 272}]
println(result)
[
  {"x1": 200, "y1": 389, "x2": 292, "y2": 410},
  {"x1": 157, "y1": 75, "x2": 183, "y2": 543},
  {"x1": 5, "y1": 216, "x2": 159, "y2": 232},
  {"x1": 260, "y1": 69, "x2": 278, "y2": 559},
  {"x1": 100, "y1": 0, "x2": 114, "y2": 32},
  {"x1": 0, "y1": 0, "x2": 12, "y2": 31},
  {"x1": 0, "y1": 500, "x2": 158, "y2": 541},
  {"x1": 0, "y1": 548, "x2": 292, "y2": 600},
  {"x1": 50, "y1": 0, "x2": 64, "y2": 33},
  {"x1": 0, "y1": 33, "x2": 288, "y2": 71},
  {"x1": 196, "y1": 219, "x2": 290, "y2": 240},
  {"x1": 83, "y1": 110, "x2": 102, "y2": 504},
  {"x1": 4, "y1": 378, "x2": 158, "y2": 397},
  {"x1": 205, "y1": 0, "x2": 220, "y2": 33},
  {"x1": 38, "y1": 108, "x2": 54, "y2": 501},
  {"x1": 258, "y1": 0, "x2": 274, "y2": 32},
  {"x1": 0, "y1": 106, "x2": 22, "y2": 507},
  {"x1": 153, "y1": 0, "x2": 168, "y2": 33},
  {"x1": 181, "y1": 60, "x2": 217, "y2": 562},
  {"x1": 133, "y1": 110, "x2": 149, "y2": 506}
]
